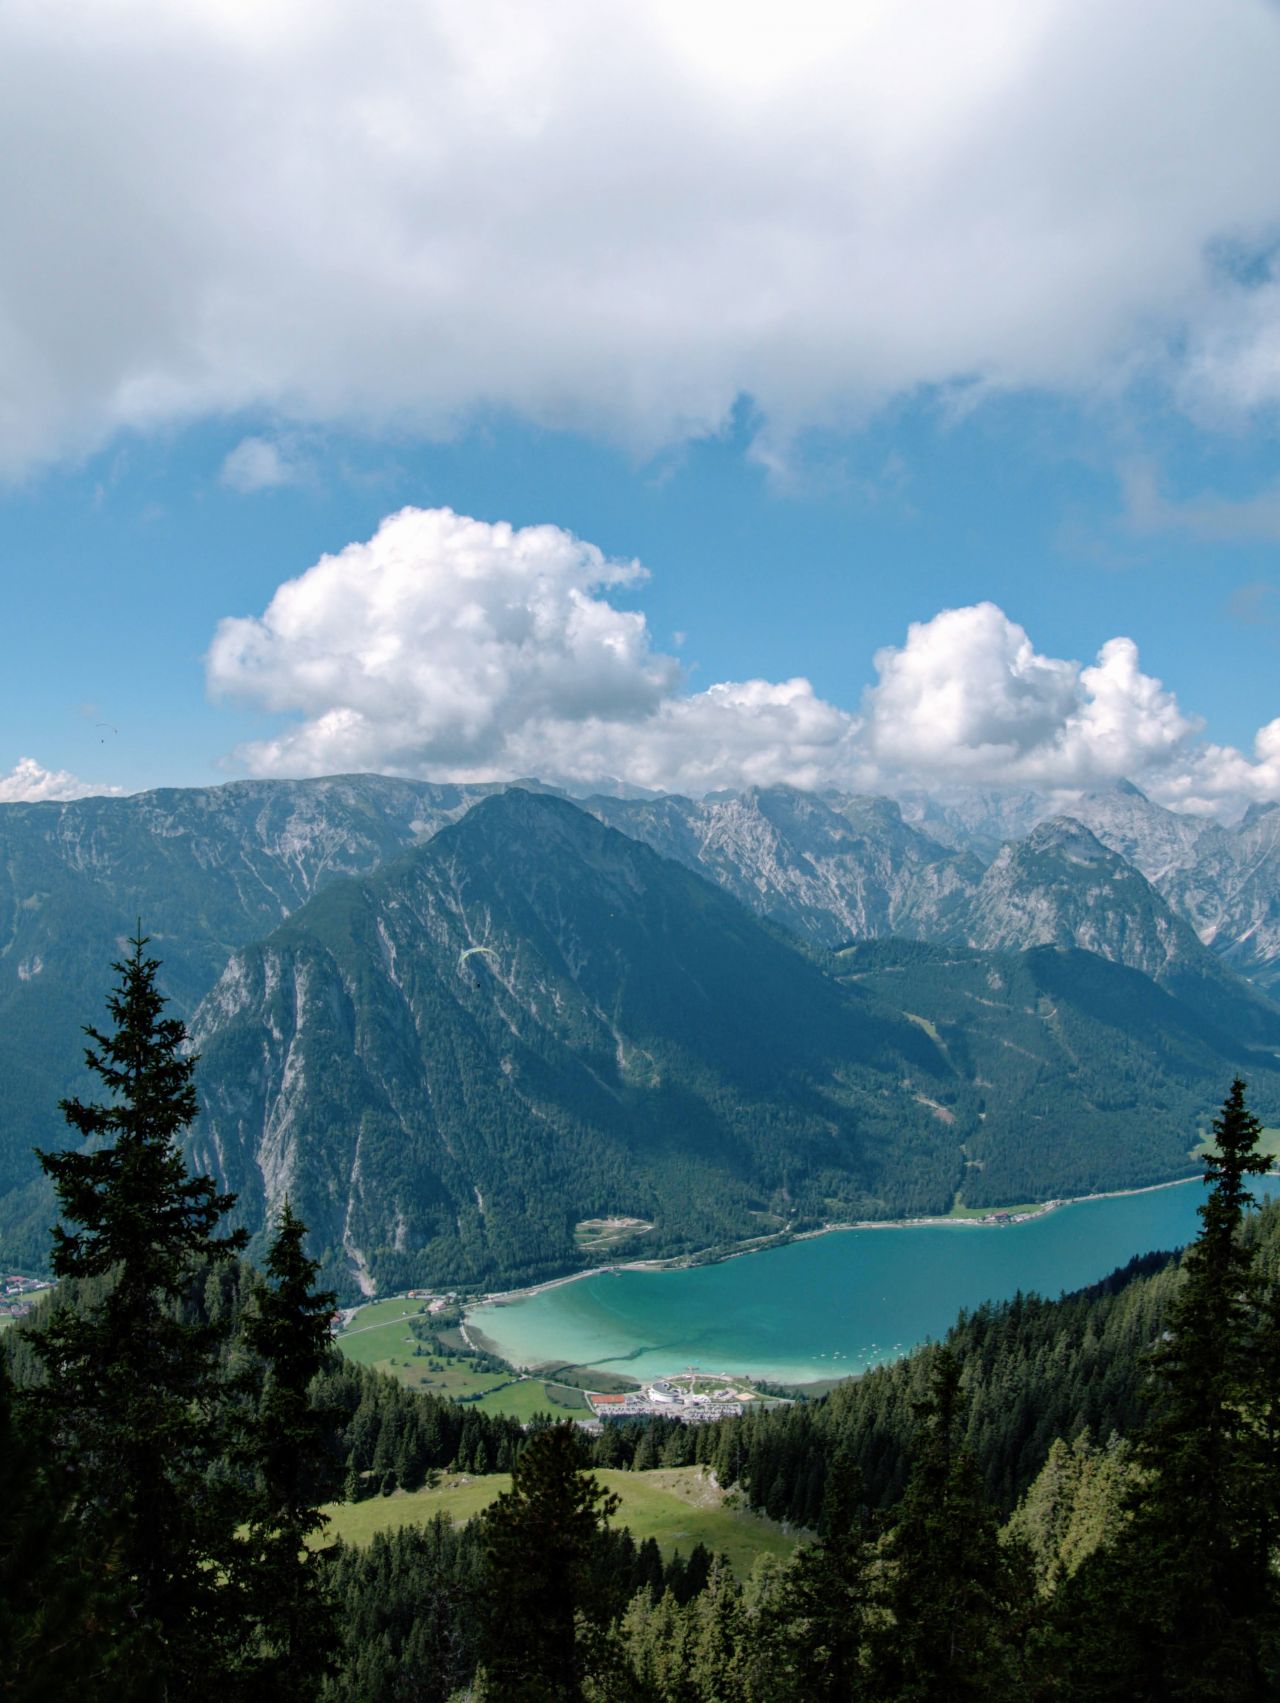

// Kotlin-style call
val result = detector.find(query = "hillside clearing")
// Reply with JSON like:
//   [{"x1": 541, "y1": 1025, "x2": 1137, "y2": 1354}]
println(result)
[{"x1": 322, "y1": 1465, "x2": 801, "y2": 1576}]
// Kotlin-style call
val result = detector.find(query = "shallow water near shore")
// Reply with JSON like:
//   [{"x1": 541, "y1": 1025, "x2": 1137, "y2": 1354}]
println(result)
[{"x1": 468, "y1": 1180, "x2": 1273, "y2": 1385}]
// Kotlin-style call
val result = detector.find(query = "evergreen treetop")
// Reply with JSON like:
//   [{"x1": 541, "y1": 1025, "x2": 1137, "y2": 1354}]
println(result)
[
  {"x1": 25, "y1": 933, "x2": 249, "y2": 1701},
  {"x1": 42, "y1": 931, "x2": 245, "y2": 1290}
]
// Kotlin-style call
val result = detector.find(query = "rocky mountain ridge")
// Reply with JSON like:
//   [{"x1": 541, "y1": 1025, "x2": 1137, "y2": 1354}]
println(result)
[{"x1": 6, "y1": 771, "x2": 1280, "y2": 1287}]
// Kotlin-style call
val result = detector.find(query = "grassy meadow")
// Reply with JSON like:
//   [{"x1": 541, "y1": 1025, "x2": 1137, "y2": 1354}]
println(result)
[{"x1": 322, "y1": 1465, "x2": 801, "y2": 1576}]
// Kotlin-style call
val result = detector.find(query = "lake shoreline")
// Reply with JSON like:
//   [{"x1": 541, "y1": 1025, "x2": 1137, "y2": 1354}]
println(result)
[
  {"x1": 464, "y1": 1168, "x2": 1280, "y2": 1387},
  {"x1": 468, "y1": 1169, "x2": 1219, "y2": 1316}
]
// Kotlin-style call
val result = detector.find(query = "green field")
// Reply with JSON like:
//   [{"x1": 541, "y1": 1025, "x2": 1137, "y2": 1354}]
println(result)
[
  {"x1": 948, "y1": 1198, "x2": 1047, "y2": 1221},
  {"x1": 322, "y1": 1466, "x2": 801, "y2": 1576},
  {"x1": 471, "y1": 1379, "x2": 588, "y2": 1419},
  {"x1": 336, "y1": 1297, "x2": 438, "y2": 1364},
  {"x1": 335, "y1": 1298, "x2": 590, "y2": 1417}
]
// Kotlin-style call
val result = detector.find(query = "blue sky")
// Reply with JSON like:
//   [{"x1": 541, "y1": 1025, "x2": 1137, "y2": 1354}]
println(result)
[{"x1": 4, "y1": 1, "x2": 1280, "y2": 816}]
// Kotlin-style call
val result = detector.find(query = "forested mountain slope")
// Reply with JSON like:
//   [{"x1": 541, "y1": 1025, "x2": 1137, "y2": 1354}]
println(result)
[
  {"x1": 585, "y1": 790, "x2": 1280, "y2": 1047},
  {"x1": 836, "y1": 938, "x2": 1280, "y2": 1204},
  {"x1": 184, "y1": 794, "x2": 1280, "y2": 1294},
  {"x1": 186, "y1": 790, "x2": 966, "y2": 1295},
  {"x1": 9, "y1": 774, "x2": 1280, "y2": 1287}
]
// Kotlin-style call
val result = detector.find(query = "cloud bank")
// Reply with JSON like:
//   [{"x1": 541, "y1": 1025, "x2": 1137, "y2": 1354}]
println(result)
[
  {"x1": 208, "y1": 506, "x2": 1279, "y2": 816},
  {"x1": 5, "y1": 0, "x2": 1280, "y2": 473},
  {"x1": 0, "y1": 757, "x2": 124, "y2": 803}
]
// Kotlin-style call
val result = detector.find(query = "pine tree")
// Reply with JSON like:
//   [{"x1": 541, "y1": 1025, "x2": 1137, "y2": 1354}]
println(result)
[
  {"x1": 867, "y1": 1347, "x2": 1028, "y2": 1702},
  {"x1": 761, "y1": 1442, "x2": 871, "y2": 1700},
  {"x1": 1057, "y1": 1078, "x2": 1278, "y2": 1699},
  {"x1": 476, "y1": 1421, "x2": 621, "y2": 1700},
  {"x1": 235, "y1": 1200, "x2": 341, "y2": 1701},
  {"x1": 26, "y1": 934, "x2": 248, "y2": 1701},
  {"x1": 0, "y1": 1345, "x2": 104, "y2": 1702}
]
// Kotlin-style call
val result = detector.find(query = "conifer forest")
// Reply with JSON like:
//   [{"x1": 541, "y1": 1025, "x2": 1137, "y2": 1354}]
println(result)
[{"x1": 4, "y1": 940, "x2": 1280, "y2": 1701}]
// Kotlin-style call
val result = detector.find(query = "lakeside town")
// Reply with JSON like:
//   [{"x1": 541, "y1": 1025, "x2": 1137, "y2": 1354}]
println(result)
[{"x1": 585, "y1": 1374, "x2": 748, "y2": 1426}]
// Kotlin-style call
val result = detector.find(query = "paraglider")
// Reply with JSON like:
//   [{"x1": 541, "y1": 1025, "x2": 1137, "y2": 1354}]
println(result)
[{"x1": 458, "y1": 945, "x2": 500, "y2": 974}]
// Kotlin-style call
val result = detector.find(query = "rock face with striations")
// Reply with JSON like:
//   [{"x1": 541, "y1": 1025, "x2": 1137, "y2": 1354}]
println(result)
[
  {"x1": 1057, "y1": 785, "x2": 1280, "y2": 995},
  {"x1": 583, "y1": 785, "x2": 981, "y2": 949},
  {"x1": 0, "y1": 775, "x2": 509, "y2": 1236},
  {"x1": 960, "y1": 816, "x2": 1280, "y2": 1044}
]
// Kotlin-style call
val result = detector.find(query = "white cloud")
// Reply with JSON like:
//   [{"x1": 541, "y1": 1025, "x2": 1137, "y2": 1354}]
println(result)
[
  {"x1": 865, "y1": 604, "x2": 1080, "y2": 775},
  {"x1": 210, "y1": 505, "x2": 1280, "y2": 816},
  {"x1": 220, "y1": 435, "x2": 303, "y2": 492},
  {"x1": 504, "y1": 677, "x2": 870, "y2": 798},
  {"x1": 5, "y1": 0, "x2": 1280, "y2": 473},
  {"x1": 0, "y1": 756, "x2": 123, "y2": 802},
  {"x1": 863, "y1": 605, "x2": 1196, "y2": 790},
  {"x1": 207, "y1": 506, "x2": 682, "y2": 778}
]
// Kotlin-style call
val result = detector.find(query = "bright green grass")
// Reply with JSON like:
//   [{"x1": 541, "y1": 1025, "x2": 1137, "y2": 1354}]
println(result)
[
  {"x1": 337, "y1": 1300, "x2": 525, "y2": 1404},
  {"x1": 336, "y1": 1299, "x2": 436, "y2": 1368},
  {"x1": 322, "y1": 1466, "x2": 800, "y2": 1575},
  {"x1": 376, "y1": 1357, "x2": 510, "y2": 1401},
  {"x1": 948, "y1": 1199, "x2": 1047, "y2": 1220},
  {"x1": 471, "y1": 1379, "x2": 589, "y2": 1419},
  {"x1": 336, "y1": 1305, "x2": 596, "y2": 1414}
]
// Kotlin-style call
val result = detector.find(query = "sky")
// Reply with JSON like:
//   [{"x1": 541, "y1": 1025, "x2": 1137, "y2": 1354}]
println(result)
[{"x1": 5, "y1": 0, "x2": 1280, "y2": 817}]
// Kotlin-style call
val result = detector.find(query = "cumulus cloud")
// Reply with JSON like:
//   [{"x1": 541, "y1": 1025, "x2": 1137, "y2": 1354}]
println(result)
[
  {"x1": 5, "y1": 0, "x2": 1280, "y2": 473},
  {"x1": 208, "y1": 505, "x2": 1280, "y2": 816},
  {"x1": 503, "y1": 678, "x2": 870, "y2": 798},
  {"x1": 0, "y1": 757, "x2": 123, "y2": 802},
  {"x1": 207, "y1": 507, "x2": 682, "y2": 779},
  {"x1": 864, "y1": 605, "x2": 1196, "y2": 790}
]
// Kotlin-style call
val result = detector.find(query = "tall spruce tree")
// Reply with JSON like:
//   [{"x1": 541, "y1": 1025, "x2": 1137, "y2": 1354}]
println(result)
[
  {"x1": 759, "y1": 1442, "x2": 872, "y2": 1700},
  {"x1": 26, "y1": 934, "x2": 248, "y2": 1702},
  {"x1": 475, "y1": 1421, "x2": 621, "y2": 1700},
  {"x1": 235, "y1": 1200, "x2": 341, "y2": 1701},
  {"x1": 1057, "y1": 1078, "x2": 1278, "y2": 1699},
  {"x1": 867, "y1": 1346, "x2": 1028, "y2": 1702}
]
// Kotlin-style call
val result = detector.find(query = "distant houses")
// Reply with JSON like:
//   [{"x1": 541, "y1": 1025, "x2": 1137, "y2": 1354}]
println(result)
[
  {"x1": 0, "y1": 1273, "x2": 52, "y2": 1325},
  {"x1": 587, "y1": 1384, "x2": 745, "y2": 1424}
]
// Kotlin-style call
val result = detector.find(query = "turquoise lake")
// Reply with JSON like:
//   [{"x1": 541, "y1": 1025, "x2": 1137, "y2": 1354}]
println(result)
[{"x1": 468, "y1": 1181, "x2": 1275, "y2": 1385}]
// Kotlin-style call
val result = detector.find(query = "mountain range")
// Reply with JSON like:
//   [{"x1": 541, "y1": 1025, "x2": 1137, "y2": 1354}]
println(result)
[{"x1": 4, "y1": 772, "x2": 1280, "y2": 1294}]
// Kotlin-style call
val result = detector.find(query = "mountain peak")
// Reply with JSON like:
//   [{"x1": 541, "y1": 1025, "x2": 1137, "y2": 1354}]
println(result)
[
  {"x1": 1240, "y1": 800, "x2": 1280, "y2": 830},
  {"x1": 1018, "y1": 816, "x2": 1112, "y2": 864}
]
